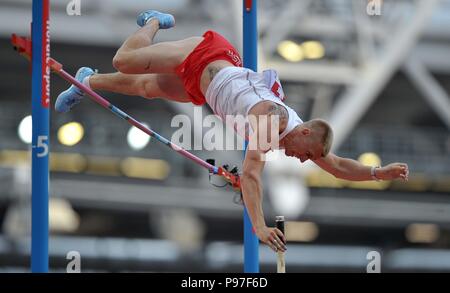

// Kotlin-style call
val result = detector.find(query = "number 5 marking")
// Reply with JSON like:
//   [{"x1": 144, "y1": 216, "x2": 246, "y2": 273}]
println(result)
[{"x1": 37, "y1": 135, "x2": 49, "y2": 157}]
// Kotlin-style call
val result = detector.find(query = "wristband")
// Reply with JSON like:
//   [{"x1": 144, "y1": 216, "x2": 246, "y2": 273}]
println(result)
[{"x1": 371, "y1": 166, "x2": 381, "y2": 181}]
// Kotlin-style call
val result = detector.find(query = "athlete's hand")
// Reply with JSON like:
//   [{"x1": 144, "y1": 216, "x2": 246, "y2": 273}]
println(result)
[
  {"x1": 377, "y1": 163, "x2": 409, "y2": 181},
  {"x1": 255, "y1": 226, "x2": 287, "y2": 252}
]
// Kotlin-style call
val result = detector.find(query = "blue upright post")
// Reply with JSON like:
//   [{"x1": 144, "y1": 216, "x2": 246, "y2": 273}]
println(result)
[
  {"x1": 243, "y1": 0, "x2": 259, "y2": 273},
  {"x1": 31, "y1": 0, "x2": 50, "y2": 273}
]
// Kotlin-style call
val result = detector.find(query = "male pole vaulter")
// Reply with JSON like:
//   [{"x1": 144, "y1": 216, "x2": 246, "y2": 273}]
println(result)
[{"x1": 55, "y1": 10, "x2": 409, "y2": 253}]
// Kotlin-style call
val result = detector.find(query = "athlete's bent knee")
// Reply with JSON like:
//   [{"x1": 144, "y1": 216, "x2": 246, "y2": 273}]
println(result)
[{"x1": 113, "y1": 53, "x2": 132, "y2": 74}]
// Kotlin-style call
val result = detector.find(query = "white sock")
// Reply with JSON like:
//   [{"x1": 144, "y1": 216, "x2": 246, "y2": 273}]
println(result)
[
  {"x1": 145, "y1": 17, "x2": 157, "y2": 26},
  {"x1": 82, "y1": 76, "x2": 91, "y2": 89}
]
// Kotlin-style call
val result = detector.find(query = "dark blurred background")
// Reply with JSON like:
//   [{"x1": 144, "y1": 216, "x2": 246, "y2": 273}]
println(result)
[{"x1": 0, "y1": 0, "x2": 450, "y2": 272}]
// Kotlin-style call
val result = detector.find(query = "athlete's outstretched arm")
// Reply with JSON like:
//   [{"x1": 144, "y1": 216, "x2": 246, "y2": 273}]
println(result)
[{"x1": 314, "y1": 153, "x2": 409, "y2": 181}]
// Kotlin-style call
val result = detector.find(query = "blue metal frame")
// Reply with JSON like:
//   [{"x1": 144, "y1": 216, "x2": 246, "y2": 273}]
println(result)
[
  {"x1": 243, "y1": 0, "x2": 259, "y2": 273},
  {"x1": 31, "y1": 0, "x2": 49, "y2": 273}
]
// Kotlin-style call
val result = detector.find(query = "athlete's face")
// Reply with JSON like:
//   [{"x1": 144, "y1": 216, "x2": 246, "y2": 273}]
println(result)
[{"x1": 284, "y1": 128, "x2": 322, "y2": 163}]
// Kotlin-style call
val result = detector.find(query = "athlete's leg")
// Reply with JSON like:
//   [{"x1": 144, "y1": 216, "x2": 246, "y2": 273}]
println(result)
[
  {"x1": 89, "y1": 72, "x2": 191, "y2": 103},
  {"x1": 113, "y1": 19, "x2": 202, "y2": 75},
  {"x1": 55, "y1": 11, "x2": 196, "y2": 113},
  {"x1": 115, "y1": 19, "x2": 160, "y2": 55}
]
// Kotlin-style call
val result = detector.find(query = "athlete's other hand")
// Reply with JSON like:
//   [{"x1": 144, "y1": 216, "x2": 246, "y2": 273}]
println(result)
[
  {"x1": 256, "y1": 226, "x2": 286, "y2": 252},
  {"x1": 378, "y1": 163, "x2": 409, "y2": 181}
]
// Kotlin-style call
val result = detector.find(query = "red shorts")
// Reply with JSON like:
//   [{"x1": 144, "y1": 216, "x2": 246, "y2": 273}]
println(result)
[{"x1": 175, "y1": 30, "x2": 242, "y2": 105}]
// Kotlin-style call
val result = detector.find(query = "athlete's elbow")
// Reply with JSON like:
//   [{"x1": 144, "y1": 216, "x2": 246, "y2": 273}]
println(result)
[
  {"x1": 334, "y1": 173, "x2": 345, "y2": 180},
  {"x1": 329, "y1": 168, "x2": 344, "y2": 180}
]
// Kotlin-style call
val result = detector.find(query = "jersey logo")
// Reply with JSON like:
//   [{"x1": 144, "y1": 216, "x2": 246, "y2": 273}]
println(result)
[
  {"x1": 271, "y1": 81, "x2": 281, "y2": 98},
  {"x1": 263, "y1": 69, "x2": 286, "y2": 101},
  {"x1": 227, "y1": 50, "x2": 242, "y2": 67}
]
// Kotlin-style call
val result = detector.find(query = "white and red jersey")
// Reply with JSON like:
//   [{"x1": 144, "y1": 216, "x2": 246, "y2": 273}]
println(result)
[{"x1": 205, "y1": 67, "x2": 302, "y2": 140}]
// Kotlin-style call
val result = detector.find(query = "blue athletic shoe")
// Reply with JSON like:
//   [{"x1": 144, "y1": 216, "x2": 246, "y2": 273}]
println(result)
[
  {"x1": 55, "y1": 67, "x2": 95, "y2": 113},
  {"x1": 136, "y1": 10, "x2": 175, "y2": 29}
]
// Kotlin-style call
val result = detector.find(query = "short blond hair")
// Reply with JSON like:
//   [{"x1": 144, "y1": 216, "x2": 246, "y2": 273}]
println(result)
[{"x1": 305, "y1": 119, "x2": 333, "y2": 157}]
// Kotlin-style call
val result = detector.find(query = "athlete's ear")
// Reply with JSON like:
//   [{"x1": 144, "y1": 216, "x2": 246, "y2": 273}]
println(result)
[{"x1": 301, "y1": 128, "x2": 311, "y2": 136}]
